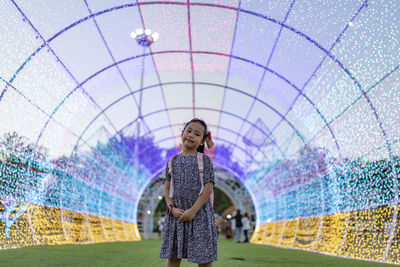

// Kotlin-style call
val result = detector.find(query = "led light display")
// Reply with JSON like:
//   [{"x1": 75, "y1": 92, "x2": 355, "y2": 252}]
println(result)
[{"x1": 0, "y1": 0, "x2": 399, "y2": 264}]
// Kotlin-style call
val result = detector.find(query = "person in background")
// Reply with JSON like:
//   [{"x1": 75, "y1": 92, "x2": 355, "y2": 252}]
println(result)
[
  {"x1": 224, "y1": 219, "x2": 232, "y2": 239},
  {"x1": 242, "y1": 213, "x2": 250, "y2": 243},
  {"x1": 232, "y1": 209, "x2": 242, "y2": 243},
  {"x1": 215, "y1": 213, "x2": 221, "y2": 237},
  {"x1": 158, "y1": 212, "x2": 166, "y2": 237}
]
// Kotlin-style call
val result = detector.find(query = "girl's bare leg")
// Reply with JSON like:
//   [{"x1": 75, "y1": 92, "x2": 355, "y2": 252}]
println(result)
[
  {"x1": 199, "y1": 262, "x2": 212, "y2": 267},
  {"x1": 166, "y1": 258, "x2": 181, "y2": 267}
]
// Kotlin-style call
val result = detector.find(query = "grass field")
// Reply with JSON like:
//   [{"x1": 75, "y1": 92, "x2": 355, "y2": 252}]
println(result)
[{"x1": 0, "y1": 238, "x2": 395, "y2": 267}]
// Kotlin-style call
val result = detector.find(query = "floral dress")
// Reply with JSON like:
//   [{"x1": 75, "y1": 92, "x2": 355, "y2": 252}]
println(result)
[{"x1": 160, "y1": 154, "x2": 218, "y2": 264}]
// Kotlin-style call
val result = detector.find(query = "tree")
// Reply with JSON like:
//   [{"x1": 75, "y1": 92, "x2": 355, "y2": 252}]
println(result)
[{"x1": 0, "y1": 132, "x2": 48, "y2": 201}]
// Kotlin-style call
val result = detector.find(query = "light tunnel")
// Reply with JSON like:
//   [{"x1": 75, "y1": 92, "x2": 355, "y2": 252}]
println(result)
[{"x1": 0, "y1": 0, "x2": 399, "y2": 264}]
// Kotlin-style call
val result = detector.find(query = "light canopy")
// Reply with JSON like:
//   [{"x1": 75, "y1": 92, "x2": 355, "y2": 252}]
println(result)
[{"x1": 0, "y1": 0, "x2": 399, "y2": 263}]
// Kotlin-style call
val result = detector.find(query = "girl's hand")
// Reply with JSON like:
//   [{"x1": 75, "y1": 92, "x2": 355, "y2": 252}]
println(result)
[
  {"x1": 179, "y1": 208, "x2": 196, "y2": 222},
  {"x1": 172, "y1": 207, "x2": 184, "y2": 219}
]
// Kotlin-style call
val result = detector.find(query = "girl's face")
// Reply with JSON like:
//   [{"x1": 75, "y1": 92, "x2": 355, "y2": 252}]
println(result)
[{"x1": 181, "y1": 122, "x2": 205, "y2": 151}]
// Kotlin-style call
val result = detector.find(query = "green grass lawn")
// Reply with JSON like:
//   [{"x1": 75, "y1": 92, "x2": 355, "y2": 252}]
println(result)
[{"x1": 0, "y1": 238, "x2": 395, "y2": 267}]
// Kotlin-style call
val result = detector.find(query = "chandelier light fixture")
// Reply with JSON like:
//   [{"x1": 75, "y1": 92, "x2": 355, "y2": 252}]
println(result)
[{"x1": 130, "y1": 28, "x2": 159, "y2": 47}]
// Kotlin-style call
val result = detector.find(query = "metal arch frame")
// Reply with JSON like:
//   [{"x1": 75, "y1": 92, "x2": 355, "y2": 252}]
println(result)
[
  {"x1": 94, "y1": 78, "x2": 302, "y2": 158},
  {"x1": 213, "y1": 161, "x2": 265, "y2": 224},
  {"x1": 14, "y1": 0, "x2": 400, "y2": 212},
  {"x1": 0, "y1": 0, "x2": 361, "y2": 197},
  {"x1": 39, "y1": 51, "x2": 309, "y2": 157},
  {"x1": 63, "y1": 75, "x2": 306, "y2": 149},
  {"x1": 3, "y1": 1, "x2": 392, "y2": 171},
  {"x1": 2, "y1": 1, "x2": 398, "y2": 259},
  {"x1": 5, "y1": 0, "x2": 394, "y2": 200},
  {"x1": 54, "y1": 49, "x2": 345, "y2": 149},
  {"x1": 3, "y1": 0, "x2": 370, "y2": 158}
]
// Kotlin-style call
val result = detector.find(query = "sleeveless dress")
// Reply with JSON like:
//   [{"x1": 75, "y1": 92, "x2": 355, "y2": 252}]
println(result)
[{"x1": 160, "y1": 154, "x2": 218, "y2": 264}]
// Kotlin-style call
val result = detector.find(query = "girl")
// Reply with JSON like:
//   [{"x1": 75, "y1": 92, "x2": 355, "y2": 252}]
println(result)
[{"x1": 160, "y1": 118, "x2": 217, "y2": 267}]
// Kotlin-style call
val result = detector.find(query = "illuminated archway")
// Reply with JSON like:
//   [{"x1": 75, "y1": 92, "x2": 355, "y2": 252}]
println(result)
[{"x1": 0, "y1": 0, "x2": 399, "y2": 263}]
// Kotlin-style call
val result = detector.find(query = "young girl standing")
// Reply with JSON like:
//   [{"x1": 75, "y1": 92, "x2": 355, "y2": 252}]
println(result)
[{"x1": 160, "y1": 118, "x2": 217, "y2": 267}]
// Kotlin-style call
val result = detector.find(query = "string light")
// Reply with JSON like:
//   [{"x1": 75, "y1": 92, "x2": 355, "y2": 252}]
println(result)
[{"x1": 0, "y1": 1, "x2": 398, "y2": 263}]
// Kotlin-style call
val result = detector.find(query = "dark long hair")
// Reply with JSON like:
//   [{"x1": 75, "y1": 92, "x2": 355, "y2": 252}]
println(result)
[{"x1": 182, "y1": 118, "x2": 208, "y2": 153}]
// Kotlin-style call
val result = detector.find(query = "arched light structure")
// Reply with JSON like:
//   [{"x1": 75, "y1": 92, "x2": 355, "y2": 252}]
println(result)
[{"x1": 0, "y1": 0, "x2": 399, "y2": 264}]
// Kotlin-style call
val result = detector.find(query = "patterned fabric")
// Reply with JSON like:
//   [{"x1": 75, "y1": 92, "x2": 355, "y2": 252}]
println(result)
[{"x1": 160, "y1": 154, "x2": 218, "y2": 264}]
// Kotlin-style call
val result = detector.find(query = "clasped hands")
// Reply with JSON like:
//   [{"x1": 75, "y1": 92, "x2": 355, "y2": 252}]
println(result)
[{"x1": 171, "y1": 207, "x2": 196, "y2": 222}]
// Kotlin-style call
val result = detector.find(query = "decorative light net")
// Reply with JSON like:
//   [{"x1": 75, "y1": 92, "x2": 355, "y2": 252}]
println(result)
[{"x1": 0, "y1": 0, "x2": 399, "y2": 263}]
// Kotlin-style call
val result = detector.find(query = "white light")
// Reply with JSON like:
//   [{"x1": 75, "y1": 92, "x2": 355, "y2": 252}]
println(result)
[
  {"x1": 130, "y1": 32, "x2": 137, "y2": 38},
  {"x1": 135, "y1": 28, "x2": 143, "y2": 35},
  {"x1": 147, "y1": 210, "x2": 151, "y2": 215},
  {"x1": 348, "y1": 21, "x2": 354, "y2": 27},
  {"x1": 151, "y1": 32, "x2": 159, "y2": 41},
  {"x1": 144, "y1": 29, "x2": 152, "y2": 35},
  {"x1": 158, "y1": 195, "x2": 162, "y2": 200},
  {"x1": 226, "y1": 214, "x2": 232, "y2": 219},
  {"x1": 138, "y1": 118, "x2": 141, "y2": 122},
  {"x1": 266, "y1": 218, "x2": 272, "y2": 223}
]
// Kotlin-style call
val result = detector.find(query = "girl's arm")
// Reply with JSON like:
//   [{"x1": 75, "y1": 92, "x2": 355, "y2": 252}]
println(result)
[
  {"x1": 164, "y1": 180, "x2": 184, "y2": 218},
  {"x1": 164, "y1": 180, "x2": 173, "y2": 206},
  {"x1": 179, "y1": 181, "x2": 213, "y2": 222}
]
